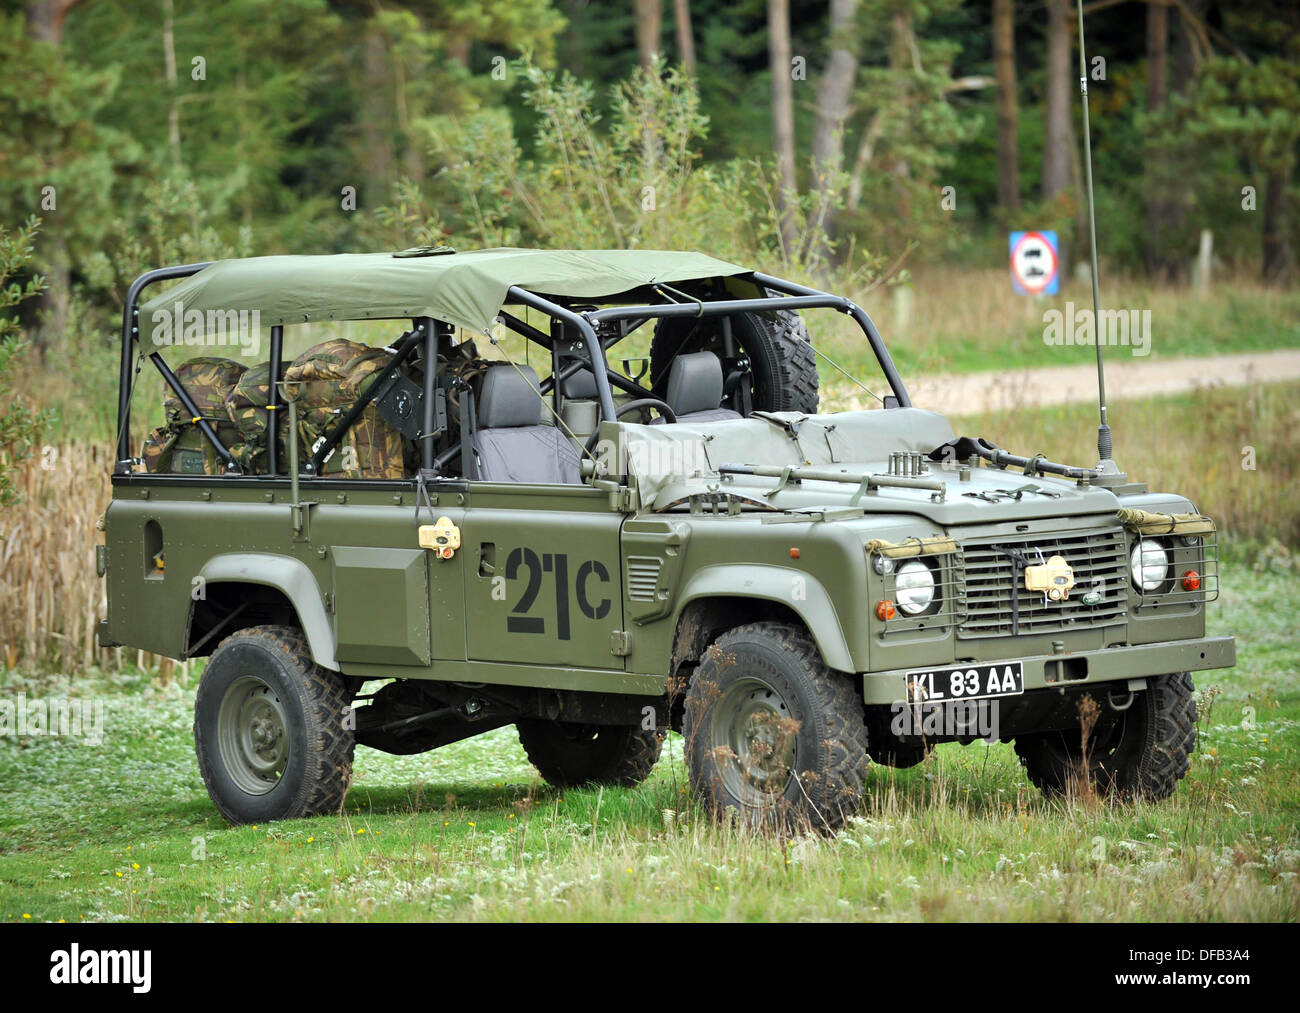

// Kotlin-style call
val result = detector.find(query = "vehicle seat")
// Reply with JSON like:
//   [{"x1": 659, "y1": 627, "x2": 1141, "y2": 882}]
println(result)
[
  {"x1": 656, "y1": 351, "x2": 742, "y2": 423},
  {"x1": 560, "y1": 368, "x2": 599, "y2": 399},
  {"x1": 471, "y1": 364, "x2": 582, "y2": 484}
]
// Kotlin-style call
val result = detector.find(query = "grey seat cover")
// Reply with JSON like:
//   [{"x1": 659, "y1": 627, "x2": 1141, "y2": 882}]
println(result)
[
  {"x1": 656, "y1": 351, "x2": 741, "y2": 424},
  {"x1": 560, "y1": 367, "x2": 599, "y2": 399},
  {"x1": 472, "y1": 364, "x2": 581, "y2": 484}
]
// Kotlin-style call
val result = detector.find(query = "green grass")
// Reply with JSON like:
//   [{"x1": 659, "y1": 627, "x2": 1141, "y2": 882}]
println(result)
[
  {"x1": 953, "y1": 381, "x2": 1300, "y2": 547},
  {"x1": 829, "y1": 269, "x2": 1300, "y2": 380},
  {"x1": 1, "y1": 551, "x2": 1296, "y2": 922},
  {"x1": 23, "y1": 271, "x2": 1300, "y2": 446},
  {"x1": 6, "y1": 333, "x2": 1299, "y2": 921},
  {"x1": 544, "y1": 272, "x2": 1300, "y2": 396}
]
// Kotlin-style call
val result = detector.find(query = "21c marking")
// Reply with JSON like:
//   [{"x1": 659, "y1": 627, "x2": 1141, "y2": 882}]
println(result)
[{"x1": 504, "y1": 548, "x2": 611, "y2": 638}]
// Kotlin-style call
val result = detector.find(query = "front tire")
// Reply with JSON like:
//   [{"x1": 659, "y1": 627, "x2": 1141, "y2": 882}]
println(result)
[
  {"x1": 517, "y1": 721, "x2": 664, "y2": 788},
  {"x1": 1015, "y1": 672, "x2": 1196, "y2": 801},
  {"x1": 683, "y1": 622, "x2": 869, "y2": 831},
  {"x1": 195, "y1": 625, "x2": 354, "y2": 824}
]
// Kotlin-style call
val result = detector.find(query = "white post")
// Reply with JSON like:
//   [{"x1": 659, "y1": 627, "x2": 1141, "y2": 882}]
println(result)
[
  {"x1": 893, "y1": 285, "x2": 914, "y2": 335},
  {"x1": 1195, "y1": 229, "x2": 1213, "y2": 294}
]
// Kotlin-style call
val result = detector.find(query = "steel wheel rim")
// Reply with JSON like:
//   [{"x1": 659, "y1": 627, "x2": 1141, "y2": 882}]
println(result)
[
  {"x1": 217, "y1": 676, "x2": 289, "y2": 796},
  {"x1": 710, "y1": 677, "x2": 797, "y2": 806}
]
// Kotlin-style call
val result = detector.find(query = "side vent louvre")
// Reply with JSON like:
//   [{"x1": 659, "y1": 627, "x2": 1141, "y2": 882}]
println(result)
[{"x1": 626, "y1": 556, "x2": 663, "y2": 602}]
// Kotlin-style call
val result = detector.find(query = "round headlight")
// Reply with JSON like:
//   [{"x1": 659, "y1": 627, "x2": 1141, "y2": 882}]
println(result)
[
  {"x1": 1130, "y1": 538, "x2": 1169, "y2": 591},
  {"x1": 895, "y1": 559, "x2": 937, "y2": 615}
]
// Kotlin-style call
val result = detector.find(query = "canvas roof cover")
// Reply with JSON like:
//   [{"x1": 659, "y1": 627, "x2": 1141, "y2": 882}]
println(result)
[{"x1": 139, "y1": 248, "x2": 753, "y2": 344}]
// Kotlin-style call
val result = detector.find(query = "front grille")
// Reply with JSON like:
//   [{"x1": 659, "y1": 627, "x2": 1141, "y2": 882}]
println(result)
[{"x1": 957, "y1": 527, "x2": 1129, "y2": 638}]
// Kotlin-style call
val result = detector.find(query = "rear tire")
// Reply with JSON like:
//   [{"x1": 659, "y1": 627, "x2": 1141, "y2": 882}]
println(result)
[
  {"x1": 650, "y1": 293, "x2": 819, "y2": 415},
  {"x1": 1015, "y1": 672, "x2": 1196, "y2": 801},
  {"x1": 195, "y1": 625, "x2": 354, "y2": 825},
  {"x1": 517, "y1": 720, "x2": 664, "y2": 788},
  {"x1": 683, "y1": 622, "x2": 868, "y2": 831}
]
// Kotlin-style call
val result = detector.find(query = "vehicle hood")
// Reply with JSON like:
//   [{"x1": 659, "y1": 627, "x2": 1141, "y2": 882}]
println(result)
[
  {"x1": 612, "y1": 408, "x2": 1120, "y2": 525},
  {"x1": 648, "y1": 459, "x2": 1121, "y2": 525}
]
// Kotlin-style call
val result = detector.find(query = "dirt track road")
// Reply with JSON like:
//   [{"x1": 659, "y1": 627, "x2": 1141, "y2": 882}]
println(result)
[{"x1": 825, "y1": 348, "x2": 1300, "y2": 416}]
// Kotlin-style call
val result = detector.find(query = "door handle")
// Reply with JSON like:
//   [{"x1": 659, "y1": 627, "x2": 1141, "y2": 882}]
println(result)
[{"x1": 478, "y1": 542, "x2": 496, "y2": 577}]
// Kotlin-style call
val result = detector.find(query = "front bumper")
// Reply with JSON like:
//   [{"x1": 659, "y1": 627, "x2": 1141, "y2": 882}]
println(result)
[{"x1": 860, "y1": 635, "x2": 1235, "y2": 705}]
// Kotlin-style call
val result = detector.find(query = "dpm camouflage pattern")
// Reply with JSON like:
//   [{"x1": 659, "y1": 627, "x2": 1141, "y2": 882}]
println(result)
[
  {"x1": 143, "y1": 356, "x2": 246, "y2": 474},
  {"x1": 282, "y1": 339, "x2": 405, "y2": 479},
  {"x1": 224, "y1": 360, "x2": 289, "y2": 475}
]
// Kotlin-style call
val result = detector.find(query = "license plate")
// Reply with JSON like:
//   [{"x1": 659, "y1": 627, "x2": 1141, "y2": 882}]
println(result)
[{"x1": 904, "y1": 662, "x2": 1025, "y2": 703}]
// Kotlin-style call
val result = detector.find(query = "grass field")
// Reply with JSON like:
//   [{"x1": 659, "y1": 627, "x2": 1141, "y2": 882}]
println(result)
[
  {"x1": 1, "y1": 547, "x2": 1296, "y2": 923},
  {"x1": 571, "y1": 267, "x2": 1300, "y2": 381},
  {"x1": 855, "y1": 267, "x2": 1300, "y2": 377},
  {"x1": 2, "y1": 337, "x2": 1297, "y2": 922},
  {"x1": 953, "y1": 380, "x2": 1300, "y2": 547},
  {"x1": 21, "y1": 268, "x2": 1300, "y2": 445}
]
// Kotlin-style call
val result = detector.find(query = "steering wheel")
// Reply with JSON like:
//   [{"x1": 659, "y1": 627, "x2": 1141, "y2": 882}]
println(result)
[{"x1": 583, "y1": 398, "x2": 678, "y2": 454}]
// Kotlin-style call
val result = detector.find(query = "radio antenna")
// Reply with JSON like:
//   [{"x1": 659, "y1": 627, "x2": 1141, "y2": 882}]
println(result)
[{"x1": 1075, "y1": 0, "x2": 1113, "y2": 467}]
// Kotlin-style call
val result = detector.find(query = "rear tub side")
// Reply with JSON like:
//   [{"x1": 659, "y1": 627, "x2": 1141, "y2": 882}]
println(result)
[
  {"x1": 102, "y1": 478, "x2": 428, "y2": 673},
  {"x1": 103, "y1": 485, "x2": 330, "y2": 661},
  {"x1": 101, "y1": 475, "x2": 666, "y2": 698}
]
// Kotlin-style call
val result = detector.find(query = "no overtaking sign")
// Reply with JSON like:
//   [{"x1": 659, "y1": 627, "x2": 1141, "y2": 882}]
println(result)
[{"x1": 1010, "y1": 230, "x2": 1059, "y2": 295}]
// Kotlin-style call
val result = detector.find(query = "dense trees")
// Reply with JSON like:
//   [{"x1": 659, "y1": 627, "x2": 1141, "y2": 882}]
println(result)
[
  {"x1": 992, "y1": 0, "x2": 1018, "y2": 215},
  {"x1": 0, "y1": 0, "x2": 1293, "y2": 354},
  {"x1": 1042, "y1": 0, "x2": 1073, "y2": 206},
  {"x1": 767, "y1": 0, "x2": 799, "y2": 251},
  {"x1": 0, "y1": 218, "x2": 53, "y2": 504}
]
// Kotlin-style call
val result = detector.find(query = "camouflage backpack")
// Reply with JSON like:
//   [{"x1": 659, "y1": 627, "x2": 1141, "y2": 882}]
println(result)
[
  {"x1": 142, "y1": 356, "x2": 246, "y2": 474},
  {"x1": 224, "y1": 360, "x2": 290, "y2": 474},
  {"x1": 282, "y1": 338, "x2": 405, "y2": 479}
]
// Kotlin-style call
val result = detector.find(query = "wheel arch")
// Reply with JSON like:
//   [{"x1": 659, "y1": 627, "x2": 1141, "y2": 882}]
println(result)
[
  {"x1": 670, "y1": 565, "x2": 855, "y2": 673},
  {"x1": 188, "y1": 553, "x2": 338, "y2": 670}
]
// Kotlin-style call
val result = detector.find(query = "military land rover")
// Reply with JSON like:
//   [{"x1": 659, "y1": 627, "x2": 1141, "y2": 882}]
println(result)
[{"x1": 98, "y1": 248, "x2": 1235, "y2": 830}]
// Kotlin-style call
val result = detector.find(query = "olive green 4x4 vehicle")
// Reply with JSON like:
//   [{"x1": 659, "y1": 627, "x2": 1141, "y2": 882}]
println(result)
[{"x1": 99, "y1": 249, "x2": 1234, "y2": 830}]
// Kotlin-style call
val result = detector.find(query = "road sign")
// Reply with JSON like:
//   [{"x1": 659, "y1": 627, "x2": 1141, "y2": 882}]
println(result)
[{"x1": 1010, "y1": 230, "x2": 1059, "y2": 295}]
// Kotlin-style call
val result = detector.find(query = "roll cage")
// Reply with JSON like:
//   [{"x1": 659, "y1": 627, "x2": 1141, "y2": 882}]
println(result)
[{"x1": 115, "y1": 265, "x2": 911, "y2": 480}]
